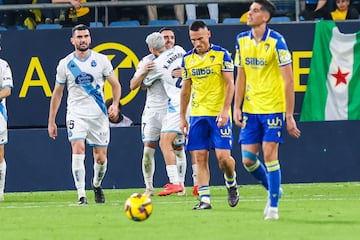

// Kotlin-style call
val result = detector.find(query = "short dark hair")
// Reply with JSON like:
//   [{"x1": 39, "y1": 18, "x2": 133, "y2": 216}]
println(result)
[
  {"x1": 159, "y1": 27, "x2": 173, "y2": 33},
  {"x1": 189, "y1": 20, "x2": 208, "y2": 31},
  {"x1": 72, "y1": 24, "x2": 89, "y2": 35},
  {"x1": 254, "y1": 0, "x2": 276, "y2": 18},
  {"x1": 105, "y1": 98, "x2": 122, "y2": 110}
]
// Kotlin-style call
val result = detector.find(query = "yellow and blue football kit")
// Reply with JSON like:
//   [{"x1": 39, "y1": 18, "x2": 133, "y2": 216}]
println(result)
[
  {"x1": 182, "y1": 44, "x2": 234, "y2": 150},
  {"x1": 234, "y1": 26, "x2": 292, "y2": 144},
  {"x1": 235, "y1": 27, "x2": 292, "y2": 210}
]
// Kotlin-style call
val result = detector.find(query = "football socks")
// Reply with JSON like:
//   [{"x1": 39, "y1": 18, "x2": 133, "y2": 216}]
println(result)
[
  {"x1": 93, "y1": 159, "x2": 107, "y2": 188},
  {"x1": 142, "y1": 146, "x2": 155, "y2": 190},
  {"x1": 265, "y1": 160, "x2": 281, "y2": 208},
  {"x1": 175, "y1": 148, "x2": 187, "y2": 184},
  {"x1": 72, "y1": 154, "x2": 86, "y2": 199},
  {"x1": 0, "y1": 159, "x2": 6, "y2": 194}
]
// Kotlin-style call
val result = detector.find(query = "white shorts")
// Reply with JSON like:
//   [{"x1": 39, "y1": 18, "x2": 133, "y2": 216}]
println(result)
[
  {"x1": 161, "y1": 111, "x2": 184, "y2": 147},
  {"x1": 161, "y1": 111, "x2": 182, "y2": 134},
  {"x1": 66, "y1": 112, "x2": 110, "y2": 146},
  {"x1": 141, "y1": 108, "x2": 166, "y2": 143},
  {"x1": 0, "y1": 114, "x2": 8, "y2": 145}
]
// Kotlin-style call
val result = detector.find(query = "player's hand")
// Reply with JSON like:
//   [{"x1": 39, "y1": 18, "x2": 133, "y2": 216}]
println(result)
[
  {"x1": 216, "y1": 113, "x2": 229, "y2": 128},
  {"x1": 70, "y1": 0, "x2": 82, "y2": 9},
  {"x1": 108, "y1": 103, "x2": 119, "y2": 119},
  {"x1": 171, "y1": 67, "x2": 182, "y2": 78},
  {"x1": 144, "y1": 61, "x2": 155, "y2": 73},
  {"x1": 286, "y1": 116, "x2": 301, "y2": 139},
  {"x1": 233, "y1": 108, "x2": 243, "y2": 128},
  {"x1": 180, "y1": 118, "x2": 189, "y2": 137},
  {"x1": 48, "y1": 122, "x2": 58, "y2": 140}
]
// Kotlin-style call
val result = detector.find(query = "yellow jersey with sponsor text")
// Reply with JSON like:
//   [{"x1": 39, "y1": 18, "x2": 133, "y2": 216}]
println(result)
[
  {"x1": 234, "y1": 27, "x2": 292, "y2": 114},
  {"x1": 182, "y1": 44, "x2": 234, "y2": 116}
]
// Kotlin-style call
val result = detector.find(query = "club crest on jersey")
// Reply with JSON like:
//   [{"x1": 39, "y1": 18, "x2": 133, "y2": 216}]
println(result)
[
  {"x1": 75, "y1": 72, "x2": 94, "y2": 85},
  {"x1": 210, "y1": 55, "x2": 215, "y2": 63},
  {"x1": 91, "y1": 60, "x2": 97, "y2": 67},
  {"x1": 264, "y1": 43, "x2": 270, "y2": 52}
]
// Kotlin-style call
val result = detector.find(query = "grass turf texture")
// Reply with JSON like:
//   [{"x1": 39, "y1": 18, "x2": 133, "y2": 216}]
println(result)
[{"x1": 1, "y1": 182, "x2": 359, "y2": 240}]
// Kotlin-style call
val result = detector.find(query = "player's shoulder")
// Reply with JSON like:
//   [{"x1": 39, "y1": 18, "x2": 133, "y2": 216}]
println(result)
[
  {"x1": 183, "y1": 48, "x2": 195, "y2": 59},
  {"x1": 236, "y1": 30, "x2": 251, "y2": 40},
  {"x1": 90, "y1": 50, "x2": 108, "y2": 60},
  {"x1": 173, "y1": 45, "x2": 186, "y2": 54},
  {"x1": 210, "y1": 44, "x2": 232, "y2": 58},
  {"x1": 0, "y1": 58, "x2": 9, "y2": 67},
  {"x1": 141, "y1": 53, "x2": 155, "y2": 63},
  {"x1": 57, "y1": 53, "x2": 72, "y2": 67},
  {"x1": 210, "y1": 44, "x2": 229, "y2": 52},
  {"x1": 268, "y1": 28, "x2": 286, "y2": 41}
]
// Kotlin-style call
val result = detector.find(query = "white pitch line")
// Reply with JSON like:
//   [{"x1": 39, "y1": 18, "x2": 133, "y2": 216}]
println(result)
[{"x1": 1, "y1": 196, "x2": 359, "y2": 209}]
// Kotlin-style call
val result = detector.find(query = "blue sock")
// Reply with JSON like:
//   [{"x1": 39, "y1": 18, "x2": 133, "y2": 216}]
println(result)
[
  {"x1": 265, "y1": 160, "x2": 281, "y2": 207},
  {"x1": 242, "y1": 150, "x2": 269, "y2": 190}
]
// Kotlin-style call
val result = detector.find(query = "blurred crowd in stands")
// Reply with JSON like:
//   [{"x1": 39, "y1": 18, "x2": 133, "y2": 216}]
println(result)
[{"x1": 0, "y1": 0, "x2": 359, "y2": 29}]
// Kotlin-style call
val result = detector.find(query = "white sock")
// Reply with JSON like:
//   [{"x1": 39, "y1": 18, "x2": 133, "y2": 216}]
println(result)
[
  {"x1": 0, "y1": 159, "x2": 6, "y2": 194},
  {"x1": 72, "y1": 154, "x2": 86, "y2": 199},
  {"x1": 166, "y1": 165, "x2": 179, "y2": 184},
  {"x1": 192, "y1": 164, "x2": 198, "y2": 186},
  {"x1": 175, "y1": 149, "x2": 187, "y2": 184},
  {"x1": 142, "y1": 147, "x2": 155, "y2": 190},
  {"x1": 93, "y1": 159, "x2": 107, "y2": 188}
]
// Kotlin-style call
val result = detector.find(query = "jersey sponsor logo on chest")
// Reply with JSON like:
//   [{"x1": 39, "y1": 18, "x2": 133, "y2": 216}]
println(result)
[
  {"x1": 75, "y1": 72, "x2": 94, "y2": 85},
  {"x1": 245, "y1": 57, "x2": 266, "y2": 66},
  {"x1": 191, "y1": 67, "x2": 213, "y2": 76}
]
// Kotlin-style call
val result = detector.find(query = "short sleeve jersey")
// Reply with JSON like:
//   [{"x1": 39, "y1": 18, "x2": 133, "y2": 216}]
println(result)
[
  {"x1": 0, "y1": 59, "x2": 13, "y2": 119},
  {"x1": 182, "y1": 44, "x2": 234, "y2": 116},
  {"x1": 143, "y1": 45, "x2": 186, "y2": 112},
  {"x1": 133, "y1": 54, "x2": 168, "y2": 112},
  {"x1": 56, "y1": 50, "x2": 114, "y2": 118},
  {"x1": 234, "y1": 27, "x2": 292, "y2": 114}
]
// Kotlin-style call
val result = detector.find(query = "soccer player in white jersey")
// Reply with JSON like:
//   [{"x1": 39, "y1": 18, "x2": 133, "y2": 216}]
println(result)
[
  {"x1": 130, "y1": 49, "x2": 168, "y2": 197},
  {"x1": 143, "y1": 32, "x2": 187, "y2": 196},
  {"x1": 0, "y1": 37, "x2": 14, "y2": 201},
  {"x1": 48, "y1": 24, "x2": 121, "y2": 205},
  {"x1": 161, "y1": 27, "x2": 199, "y2": 196},
  {"x1": 130, "y1": 28, "x2": 187, "y2": 196}
]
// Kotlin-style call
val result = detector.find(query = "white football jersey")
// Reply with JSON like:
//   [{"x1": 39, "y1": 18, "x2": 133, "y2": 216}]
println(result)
[
  {"x1": 0, "y1": 58, "x2": 13, "y2": 121},
  {"x1": 56, "y1": 50, "x2": 114, "y2": 118},
  {"x1": 133, "y1": 54, "x2": 168, "y2": 112},
  {"x1": 143, "y1": 45, "x2": 185, "y2": 112}
]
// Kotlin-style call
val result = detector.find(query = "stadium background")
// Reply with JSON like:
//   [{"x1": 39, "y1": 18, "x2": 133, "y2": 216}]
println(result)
[{"x1": 2, "y1": 21, "x2": 359, "y2": 192}]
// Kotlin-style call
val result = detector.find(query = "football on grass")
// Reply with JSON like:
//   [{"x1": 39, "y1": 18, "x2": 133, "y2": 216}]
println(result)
[{"x1": 124, "y1": 193, "x2": 153, "y2": 222}]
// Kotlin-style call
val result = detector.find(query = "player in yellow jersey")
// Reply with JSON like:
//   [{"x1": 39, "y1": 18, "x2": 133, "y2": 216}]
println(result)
[
  {"x1": 233, "y1": 0, "x2": 301, "y2": 220},
  {"x1": 180, "y1": 20, "x2": 239, "y2": 210}
]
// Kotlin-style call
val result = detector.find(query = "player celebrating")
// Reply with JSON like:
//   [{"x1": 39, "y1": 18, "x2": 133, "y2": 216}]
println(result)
[
  {"x1": 48, "y1": 24, "x2": 121, "y2": 205},
  {"x1": 233, "y1": 0, "x2": 301, "y2": 220},
  {"x1": 130, "y1": 28, "x2": 188, "y2": 197},
  {"x1": 142, "y1": 32, "x2": 187, "y2": 196}
]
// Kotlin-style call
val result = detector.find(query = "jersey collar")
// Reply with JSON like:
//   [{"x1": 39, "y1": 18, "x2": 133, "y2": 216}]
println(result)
[
  {"x1": 193, "y1": 43, "x2": 213, "y2": 55},
  {"x1": 249, "y1": 26, "x2": 270, "y2": 41}
]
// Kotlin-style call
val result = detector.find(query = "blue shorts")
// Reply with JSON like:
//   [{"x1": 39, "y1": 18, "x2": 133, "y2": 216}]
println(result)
[
  {"x1": 186, "y1": 116, "x2": 233, "y2": 151},
  {"x1": 239, "y1": 113, "x2": 285, "y2": 144}
]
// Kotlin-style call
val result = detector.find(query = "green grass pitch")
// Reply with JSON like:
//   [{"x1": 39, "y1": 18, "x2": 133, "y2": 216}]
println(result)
[{"x1": 1, "y1": 182, "x2": 359, "y2": 240}]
